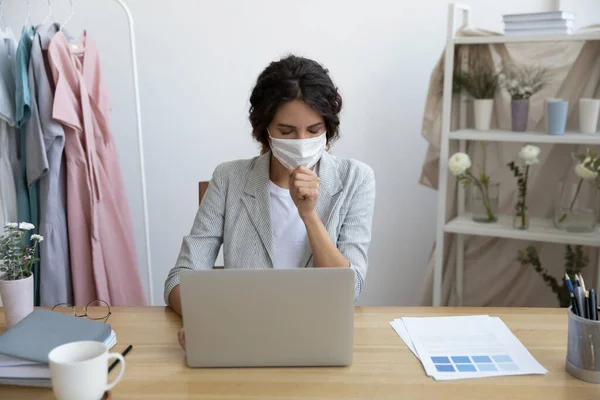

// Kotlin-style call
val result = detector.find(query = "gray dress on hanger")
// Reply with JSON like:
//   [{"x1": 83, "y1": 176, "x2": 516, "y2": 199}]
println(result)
[
  {"x1": 0, "y1": 28, "x2": 18, "y2": 236},
  {"x1": 27, "y1": 23, "x2": 73, "y2": 305}
]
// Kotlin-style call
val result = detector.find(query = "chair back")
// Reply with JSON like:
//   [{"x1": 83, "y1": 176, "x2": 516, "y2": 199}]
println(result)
[{"x1": 199, "y1": 181, "x2": 209, "y2": 206}]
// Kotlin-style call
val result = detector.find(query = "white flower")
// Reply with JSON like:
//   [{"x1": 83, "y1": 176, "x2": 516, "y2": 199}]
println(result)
[
  {"x1": 4, "y1": 222, "x2": 18, "y2": 228},
  {"x1": 584, "y1": 157, "x2": 592, "y2": 164},
  {"x1": 498, "y1": 73, "x2": 506, "y2": 82},
  {"x1": 509, "y1": 79, "x2": 519, "y2": 89},
  {"x1": 448, "y1": 153, "x2": 471, "y2": 176},
  {"x1": 518, "y1": 145, "x2": 541, "y2": 165},
  {"x1": 18, "y1": 222, "x2": 35, "y2": 231},
  {"x1": 523, "y1": 86, "x2": 533, "y2": 94},
  {"x1": 31, "y1": 234, "x2": 44, "y2": 242},
  {"x1": 518, "y1": 87, "x2": 525, "y2": 95},
  {"x1": 575, "y1": 163, "x2": 599, "y2": 180}
]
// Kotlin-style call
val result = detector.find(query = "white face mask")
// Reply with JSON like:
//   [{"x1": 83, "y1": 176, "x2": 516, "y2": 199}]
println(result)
[{"x1": 268, "y1": 130, "x2": 327, "y2": 169}]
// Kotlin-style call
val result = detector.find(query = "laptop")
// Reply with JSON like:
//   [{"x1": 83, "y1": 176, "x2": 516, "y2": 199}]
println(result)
[{"x1": 179, "y1": 268, "x2": 354, "y2": 368}]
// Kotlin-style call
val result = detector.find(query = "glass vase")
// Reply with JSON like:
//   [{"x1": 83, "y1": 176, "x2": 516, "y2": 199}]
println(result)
[
  {"x1": 469, "y1": 182, "x2": 499, "y2": 223},
  {"x1": 512, "y1": 190, "x2": 530, "y2": 230},
  {"x1": 554, "y1": 180, "x2": 597, "y2": 233},
  {"x1": 513, "y1": 209, "x2": 530, "y2": 230}
]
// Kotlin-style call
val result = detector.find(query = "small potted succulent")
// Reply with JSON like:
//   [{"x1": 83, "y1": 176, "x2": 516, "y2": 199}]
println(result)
[{"x1": 0, "y1": 223, "x2": 43, "y2": 328}]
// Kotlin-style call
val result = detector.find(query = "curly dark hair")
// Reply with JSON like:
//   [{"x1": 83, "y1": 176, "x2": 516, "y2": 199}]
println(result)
[{"x1": 249, "y1": 55, "x2": 343, "y2": 153}]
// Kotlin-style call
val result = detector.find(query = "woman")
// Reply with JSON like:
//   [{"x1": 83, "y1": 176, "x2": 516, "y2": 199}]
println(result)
[{"x1": 165, "y1": 55, "x2": 376, "y2": 329}]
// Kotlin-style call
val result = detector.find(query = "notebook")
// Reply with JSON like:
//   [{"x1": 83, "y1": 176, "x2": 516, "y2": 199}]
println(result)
[
  {"x1": 504, "y1": 27, "x2": 573, "y2": 36},
  {"x1": 502, "y1": 11, "x2": 575, "y2": 23},
  {"x1": 0, "y1": 309, "x2": 116, "y2": 387},
  {"x1": 0, "y1": 308, "x2": 112, "y2": 363},
  {"x1": 504, "y1": 20, "x2": 574, "y2": 30}
]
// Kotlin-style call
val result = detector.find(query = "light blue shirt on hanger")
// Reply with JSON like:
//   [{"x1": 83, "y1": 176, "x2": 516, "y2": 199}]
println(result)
[{"x1": 15, "y1": 25, "x2": 41, "y2": 306}]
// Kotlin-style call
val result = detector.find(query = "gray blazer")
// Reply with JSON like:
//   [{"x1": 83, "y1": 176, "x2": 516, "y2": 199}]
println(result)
[{"x1": 164, "y1": 151, "x2": 376, "y2": 304}]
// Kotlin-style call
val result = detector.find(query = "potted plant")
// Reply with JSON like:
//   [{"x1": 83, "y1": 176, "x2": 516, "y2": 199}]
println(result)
[
  {"x1": 0, "y1": 223, "x2": 43, "y2": 329},
  {"x1": 454, "y1": 67, "x2": 499, "y2": 131},
  {"x1": 448, "y1": 142, "x2": 498, "y2": 223},
  {"x1": 500, "y1": 64, "x2": 549, "y2": 132},
  {"x1": 507, "y1": 145, "x2": 541, "y2": 230}
]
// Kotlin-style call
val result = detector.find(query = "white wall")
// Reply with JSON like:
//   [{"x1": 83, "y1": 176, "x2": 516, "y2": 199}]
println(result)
[
  {"x1": 7, "y1": 0, "x2": 598, "y2": 306},
  {"x1": 558, "y1": 0, "x2": 600, "y2": 29}
]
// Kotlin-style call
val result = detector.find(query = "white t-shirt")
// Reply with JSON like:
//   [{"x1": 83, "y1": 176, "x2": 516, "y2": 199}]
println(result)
[{"x1": 268, "y1": 181, "x2": 309, "y2": 269}]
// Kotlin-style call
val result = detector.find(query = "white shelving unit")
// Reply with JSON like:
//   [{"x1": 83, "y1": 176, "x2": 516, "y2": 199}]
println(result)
[
  {"x1": 445, "y1": 215, "x2": 600, "y2": 247},
  {"x1": 449, "y1": 129, "x2": 600, "y2": 145},
  {"x1": 433, "y1": 4, "x2": 600, "y2": 306}
]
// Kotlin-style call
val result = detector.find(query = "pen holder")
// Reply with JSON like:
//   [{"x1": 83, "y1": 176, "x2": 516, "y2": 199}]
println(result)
[{"x1": 566, "y1": 307, "x2": 600, "y2": 383}]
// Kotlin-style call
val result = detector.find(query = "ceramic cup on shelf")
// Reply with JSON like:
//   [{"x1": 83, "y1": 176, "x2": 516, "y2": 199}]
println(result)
[
  {"x1": 473, "y1": 99, "x2": 494, "y2": 131},
  {"x1": 546, "y1": 99, "x2": 569, "y2": 136},
  {"x1": 579, "y1": 98, "x2": 600, "y2": 134},
  {"x1": 49, "y1": 341, "x2": 125, "y2": 400},
  {"x1": 511, "y1": 99, "x2": 529, "y2": 132},
  {"x1": 543, "y1": 98, "x2": 560, "y2": 131}
]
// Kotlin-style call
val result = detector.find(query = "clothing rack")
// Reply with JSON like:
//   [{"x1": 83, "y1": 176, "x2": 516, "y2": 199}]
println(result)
[
  {"x1": 113, "y1": 0, "x2": 154, "y2": 306},
  {"x1": 7, "y1": 0, "x2": 155, "y2": 304}
]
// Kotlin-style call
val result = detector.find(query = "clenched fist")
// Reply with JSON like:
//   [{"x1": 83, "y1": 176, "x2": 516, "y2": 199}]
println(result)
[{"x1": 288, "y1": 166, "x2": 320, "y2": 217}]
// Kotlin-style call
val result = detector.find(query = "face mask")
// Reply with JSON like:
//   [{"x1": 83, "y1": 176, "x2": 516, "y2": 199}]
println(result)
[{"x1": 268, "y1": 130, "x2": 327, "y2": 169}]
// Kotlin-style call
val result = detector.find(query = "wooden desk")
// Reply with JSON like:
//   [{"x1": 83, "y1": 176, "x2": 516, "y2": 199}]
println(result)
[{"x1": 1, "y1": 307, "x2": 599, "y2": 399}]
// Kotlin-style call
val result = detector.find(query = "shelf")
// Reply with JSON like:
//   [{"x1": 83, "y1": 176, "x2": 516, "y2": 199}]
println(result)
[
  {"x1": 444, "y1": 215, "x2": 600, "y2": 247},
  {"x1": 454, "y1": 32, "x2": 600, "y2": 44},
  {"x1": 448, "y1": 129, "x2": 600, "y2": 145}
]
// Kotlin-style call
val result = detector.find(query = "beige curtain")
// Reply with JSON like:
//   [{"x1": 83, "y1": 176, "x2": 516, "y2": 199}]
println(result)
[{"x1": 420, "y1": 31, "x2": 600, "y2": 307}]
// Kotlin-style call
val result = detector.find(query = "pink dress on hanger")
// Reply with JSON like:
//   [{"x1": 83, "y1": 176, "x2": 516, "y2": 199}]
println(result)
[{"x1": 48, "y1": 31, "x2": 147, "y2": 306}]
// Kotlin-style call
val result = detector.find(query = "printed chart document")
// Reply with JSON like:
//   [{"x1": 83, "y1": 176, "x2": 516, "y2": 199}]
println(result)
[{"x1": 389, "y1": 315, "x2": 547, "y2": 381}]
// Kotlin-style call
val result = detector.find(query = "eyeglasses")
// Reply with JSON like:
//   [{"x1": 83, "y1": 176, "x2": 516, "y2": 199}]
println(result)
[{"x1": 52, "y1": 300, "x2": 112, "y2": 323}]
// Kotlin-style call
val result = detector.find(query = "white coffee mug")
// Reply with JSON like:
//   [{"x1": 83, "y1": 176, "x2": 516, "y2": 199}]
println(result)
[
  {"x1": 49, "y1": 341, "x2": 125, "y2": 400},
  {"x1": 579, "y1": 98, "x2": 600, "y2": 134}
]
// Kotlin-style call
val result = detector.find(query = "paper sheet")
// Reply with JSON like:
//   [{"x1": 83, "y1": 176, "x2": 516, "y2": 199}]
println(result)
[
  {"x1": 389, "y1": 319, "x2": 417, "y2": 357},
  {"x1": 390, "y1": 316, "x2": 547, "y2": 381}
]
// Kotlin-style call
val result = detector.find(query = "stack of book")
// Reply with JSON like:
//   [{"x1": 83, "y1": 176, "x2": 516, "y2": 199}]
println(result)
[
  {"x1": 0, "y1": 309, "x2": 116, "y2": 387},
  {"x1": 503, "y1": 11, "x2": 575, "y2": 36}
]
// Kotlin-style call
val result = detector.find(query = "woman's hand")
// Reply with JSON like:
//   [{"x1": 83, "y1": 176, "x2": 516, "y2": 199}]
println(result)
[
  {"x1": 288, "y1": 166, "x2": 320, "y2": 218},
  {"x1": 178, "y1": 327, "x2": 186, "y2": 350}
]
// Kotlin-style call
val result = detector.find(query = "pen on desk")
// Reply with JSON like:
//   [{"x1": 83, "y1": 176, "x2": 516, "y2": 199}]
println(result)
[
  {"x1": 590, "y1": 289, "x2": 598, "y2": 321},
  {"x1": 575, "y1": 286, "x2": 586, "y2": 320},
  {"x1": 108, "y1": 344, "x2": 132, "y2": 373},
  {"x1": 565, "y1": 273, "x2": 580, "y2": 316}
]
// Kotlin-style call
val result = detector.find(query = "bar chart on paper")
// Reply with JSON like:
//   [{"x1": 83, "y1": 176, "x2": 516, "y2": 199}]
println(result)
[
  {"x1": 430, "y1": 355, "x2": 519, "y2": 373},
  {"x1": 389, "y1": 315, "x2": 547, "y2": 381}
]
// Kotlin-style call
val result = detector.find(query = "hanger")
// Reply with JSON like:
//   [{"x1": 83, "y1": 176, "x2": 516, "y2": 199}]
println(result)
[
  {"x1": 42, "y1": 0, "x2": 53, "y2": 26},
  {"x1": 24, "y1": 0, "x2": 33, "y2": 27},
  {"x1": 60, "y1": 0, "x2": 74, "y2": 32}
]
